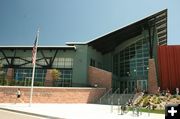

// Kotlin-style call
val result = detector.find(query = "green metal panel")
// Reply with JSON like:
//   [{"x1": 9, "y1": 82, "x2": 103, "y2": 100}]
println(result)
[
  {"x1": 103, "y1": 52, "x2": 112, "y2": 72},
  {"x1": 87, "y1": 46, "x2": 103, "y2": 68},
  {"x1": 71, "y1": 45, "x2": 88, "y2": 86}
]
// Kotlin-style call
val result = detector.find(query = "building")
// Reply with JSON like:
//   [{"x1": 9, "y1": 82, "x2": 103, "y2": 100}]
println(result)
[{"x1": 1, "y1": 9, "x2": 175, "y2": 93}]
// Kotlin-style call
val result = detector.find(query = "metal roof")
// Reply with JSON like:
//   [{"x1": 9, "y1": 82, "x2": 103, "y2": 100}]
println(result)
[
  {"x1": 66, "y1": 42, "x2": 87, "y2": 45},
  {"x1": 87, "y1": 9, "x2": 167, "y2": 54},
  {"x1": 0, "y1": 45, "x2": 76, "y2": 50}
]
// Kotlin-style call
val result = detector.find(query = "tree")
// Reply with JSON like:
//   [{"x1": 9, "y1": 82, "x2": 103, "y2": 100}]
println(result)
[
  {"x1": 51, "y1": 69, "x2": 61, "y2": 81},
  {"x1": 51, "y1": 69, "x2": 61, "y2": 87}
]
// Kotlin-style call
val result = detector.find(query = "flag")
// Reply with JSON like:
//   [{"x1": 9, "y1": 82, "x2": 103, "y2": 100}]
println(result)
[
  {"x1": 32, "y1": 35, "x2": 38, "y2": 64},
  {"x1": 30, "y1": 28, "x2": 39, "y2": 107}
]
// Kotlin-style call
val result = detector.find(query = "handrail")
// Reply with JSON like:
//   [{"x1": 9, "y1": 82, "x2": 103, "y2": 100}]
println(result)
[
  {"x1": 111, "y1": 88, "x2": 120, "y2": 98},
  {"x1": 110, "y1": 88, "x2": 120, "y2": 104},
  {"x1": 123, "y1": 88, "x2": 128, "y2": 94},
  {"x1": 110, "y1": 88, "x2": 120, "y2": 112},
  {"x1": 99, "y1": 88, "x2": 112, "y2": 104}
]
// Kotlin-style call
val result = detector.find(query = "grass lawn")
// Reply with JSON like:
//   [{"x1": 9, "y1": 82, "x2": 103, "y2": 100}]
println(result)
[
  {"x1": 129, "y1": 107, "x2": 165, "y2": 114},
  {"x1": 139, "y1": 108, "x2": 165, "y2": 114}
]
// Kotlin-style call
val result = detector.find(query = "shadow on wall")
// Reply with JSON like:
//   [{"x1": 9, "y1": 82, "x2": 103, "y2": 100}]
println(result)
[
  {"x1": 87, "y1": 88, "x2": 106, "y2": 103},
  {"x1": 88, "y1": 66, "x2": 112, "y2": 90}
]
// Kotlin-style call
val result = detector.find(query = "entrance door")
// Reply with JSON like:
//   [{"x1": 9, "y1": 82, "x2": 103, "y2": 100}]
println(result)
[{"x1": 137, "y1": 80, "x2": 147, "y2": 91}]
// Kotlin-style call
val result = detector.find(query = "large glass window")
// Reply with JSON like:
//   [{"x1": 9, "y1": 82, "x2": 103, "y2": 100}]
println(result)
[
  {"x1": 14, "y1": 68, "x2": 46, "y2": 86},
  {"x1": 90, "y1": 59, "x2": 96, "y2": 67},
  {"x1": 53, "y1": 58, "x2": 73, "y2": 68},
  {"x1": 54, "y1": 69, "x2": 72, "y2": 87},
  {"x1": 113, "y1": 54, "x2": 118, "y2": 75},
  {"x1": 113, "y1": 38, "x2": 149, "y2": 92}
]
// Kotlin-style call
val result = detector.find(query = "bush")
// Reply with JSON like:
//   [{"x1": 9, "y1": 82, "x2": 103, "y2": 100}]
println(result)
[
  {"x1": 152, "y1": 105, "x2": 157, "y2": 110},
  {"x1": 176, "y1": 96, "x2": 180, "y2": 100},
  {"x1": 9, "y1": 80, "x2": 16, "y2": 86},
  {"x1": 154, "y1": 97, "x2": 161, "y2": 104},
  {"x1": 34, "y1": 82, "x2": 44, "y2": 86},
  {"x1": 0, "y1": 79, "x2": 7, "y2": 85},
  {"x1": 136, "y1": 96, "x2": 144, "y2": 105},
  {"x1": 142, "y1": 97, "x2": 149, "y2": 107},
  {"x1": 151, "y1": 96, "x2": 156, "y2": 103},
  {"x1": 172, "y1": 95, "x2": 177, "y2": 98}
]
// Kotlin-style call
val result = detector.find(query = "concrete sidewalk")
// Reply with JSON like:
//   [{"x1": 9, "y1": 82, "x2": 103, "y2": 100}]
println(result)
[{"x1": 0, "y1": 103, "x2": 164, "y2": 119}]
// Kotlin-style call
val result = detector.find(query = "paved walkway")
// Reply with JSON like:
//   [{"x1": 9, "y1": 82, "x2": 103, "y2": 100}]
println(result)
[
  {"x1": 0, "y1": 109, "x2": 45, "y2": 119},
  {"x1": 0, "y1": 103, "x2": 164, "y2": 119}
]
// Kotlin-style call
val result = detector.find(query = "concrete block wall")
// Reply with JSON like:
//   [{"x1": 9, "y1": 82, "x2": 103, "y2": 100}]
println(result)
[{"x1": 0, "y1": 86, "x2": 106, "y2": 103}]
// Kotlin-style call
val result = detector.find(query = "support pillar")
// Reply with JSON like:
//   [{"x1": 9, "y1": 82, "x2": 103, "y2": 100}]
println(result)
[
  {"x1": 44, "y1": 69, "x2": 53, "y2": 86},
  {"x1": 148, "y1": 59, "x2": 158, "y2": 94},
  {"x1": 6, "y1": 68, "x2": 14, "y2": 83}
]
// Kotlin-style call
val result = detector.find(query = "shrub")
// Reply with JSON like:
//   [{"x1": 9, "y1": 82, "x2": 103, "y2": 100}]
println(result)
[
  {"x1": 172, "y1": 95, "x2": 177, "y2": 98},
  {"x1": 142, "y1": 97, "x2": 149, "y2": 107},
  {"x1": 176, "y1": 96, "x2": 180, "y2": 100},
  {"x1": 52, "y1": 69, "x2": 61, "y2": 80},
  {"x1": 154, "y1": 97, "x2": 161, "y2": 104},
  {"x1": 9, "y1": 80, "x2": 16, "y2": 86}
]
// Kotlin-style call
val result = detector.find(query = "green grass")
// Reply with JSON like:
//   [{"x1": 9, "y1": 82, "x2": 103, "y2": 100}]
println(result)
[
  {"x1": 129, "y1": 108, "x2": 165, "y2": 114},
  {"x1": 139, "y1": 108, "x2": 165, "y2": 114}
]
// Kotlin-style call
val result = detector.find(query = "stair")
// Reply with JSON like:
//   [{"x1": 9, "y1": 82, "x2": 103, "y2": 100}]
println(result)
[{"x1": 99, "y1": 94, "x2": 134, "y2": 105}]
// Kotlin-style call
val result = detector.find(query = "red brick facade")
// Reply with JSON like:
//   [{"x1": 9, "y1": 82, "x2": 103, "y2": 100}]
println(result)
[
  {"x1": 0, "y1": 86, "x2": 106, "y2": 103},
  {"x1": 148, "y1": 59, "x2": 158, "y2": 94},
  {"x1": 6, "y1": 68, "x2": 14, "y2": 82},
  {"x1": 88, "y1": 66, "x2": 112, "y2": 90},
  {"x1": 44, "y1": 69, "x2": 53, "y2": 86}
]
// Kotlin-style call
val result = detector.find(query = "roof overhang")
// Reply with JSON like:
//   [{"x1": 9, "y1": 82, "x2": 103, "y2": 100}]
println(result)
[
  {"x1": 87, "y1": 9, "x2": 167, "y2": 54},
  {"x1": 0, "y1": 45, "x2": 76, "y2": 50}
]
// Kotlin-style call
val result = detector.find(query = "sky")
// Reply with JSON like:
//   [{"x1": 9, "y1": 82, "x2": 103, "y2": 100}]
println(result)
[{"x1": 0, "y1": 0, "x2": 180, "y2": 45}]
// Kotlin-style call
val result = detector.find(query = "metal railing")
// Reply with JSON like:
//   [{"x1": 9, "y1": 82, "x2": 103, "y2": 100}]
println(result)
[
  {"x1": 110, "y1": 88, "x2": 120, "y2": 103},
  {"x1": 99, "y1": 88, "x2": 112, "y2": 104},
  {"x1": 114, "y1": 88, "x2": 135, "y2": 114},
  {"x1": 110, "y1": 88, "x2": 120, "y2": 112},
  {"x1": 123, "y1": 88, "x2": 129, "y2": 94}
]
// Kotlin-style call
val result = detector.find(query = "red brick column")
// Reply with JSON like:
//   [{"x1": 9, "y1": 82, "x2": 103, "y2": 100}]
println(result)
[
  {"x1": 88, "y1": 66, "x2": 112, "y2": 90},
  {"x1": 148, "y1": 59, "x2": 158, "y2": 94},
  {"x1": 44, "y1": 69, "x2": 53, "y2": 86},
  {"x1": 6, "y1": 68, "x2": 14, "y2": 82}
]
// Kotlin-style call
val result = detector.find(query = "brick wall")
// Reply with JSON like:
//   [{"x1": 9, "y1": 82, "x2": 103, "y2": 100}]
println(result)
[
  {"x1": 0, "y1": 86, "x2": 106, "y2": 103},
  {"x1": 148, "y1": 59, "x2": 158, "y2": 94},
  {"x1": 6, "y1": 68, "x2": 14, "y2": 82},
  {"x1": 88, "y1": 66, "x2": 112, "y2": 90},
  {"x1": 44, "y1": 69, "x2": 53, "y2": 86}
]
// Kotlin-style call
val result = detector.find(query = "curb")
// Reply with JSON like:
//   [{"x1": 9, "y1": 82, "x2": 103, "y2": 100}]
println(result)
[{"x1": 0, "y1": 107, "x2": 63, "y2": 119}]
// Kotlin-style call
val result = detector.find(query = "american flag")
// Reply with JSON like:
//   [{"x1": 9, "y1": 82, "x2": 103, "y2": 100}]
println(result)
[{"x1": 32, "y1": 36, "x2": 38, "y2": 65}]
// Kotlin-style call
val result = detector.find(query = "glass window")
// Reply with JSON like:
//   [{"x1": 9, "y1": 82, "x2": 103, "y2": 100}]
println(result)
[
  {"x1": 90, "y1": 59, "x2": 96, "y2": 67},
  {"x1": 113, "y1": 55, "x2": 118, "y2": 75}
]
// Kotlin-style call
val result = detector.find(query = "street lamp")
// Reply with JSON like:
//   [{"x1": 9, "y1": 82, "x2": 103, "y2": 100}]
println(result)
[{"x1": 127, "y1": 72, "x2": 130, "y2": 76}]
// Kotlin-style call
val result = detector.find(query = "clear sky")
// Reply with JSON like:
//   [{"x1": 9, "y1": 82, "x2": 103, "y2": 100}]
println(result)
[{"x1": 0, "y1": 0, "x2": 179, "y2": 45}]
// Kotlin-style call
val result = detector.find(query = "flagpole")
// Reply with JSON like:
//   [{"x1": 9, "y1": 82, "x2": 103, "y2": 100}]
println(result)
[{"x1": 29, "y1": 29, "x2": 39, "y2": 107}]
